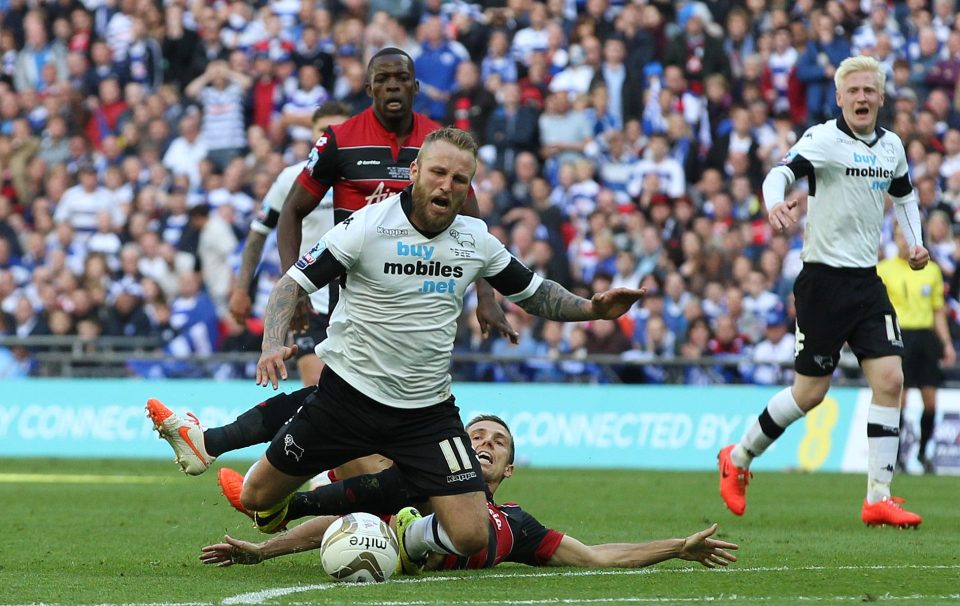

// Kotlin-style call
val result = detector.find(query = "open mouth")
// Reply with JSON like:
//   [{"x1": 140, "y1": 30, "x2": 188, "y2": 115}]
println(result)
[
  {"x1": 855, "y1": 107, "x2": 869, "y2": 117},
  {"x1": 476, "y1": 451, "x2": 493, "y2": 464},
  {"x1": 431, "y1": 196, "x2": 450, "y2": 210},
  {"x1": 385, "y1": 100, "x2": 403, "y2": 111}
]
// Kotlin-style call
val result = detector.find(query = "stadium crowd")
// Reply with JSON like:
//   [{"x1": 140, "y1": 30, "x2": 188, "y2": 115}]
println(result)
[{"x1": 0, "y1": 0, "x2": 959, "y2": 384}]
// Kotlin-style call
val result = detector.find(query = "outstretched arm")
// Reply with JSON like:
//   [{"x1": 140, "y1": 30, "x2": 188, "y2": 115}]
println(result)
[
  {"x1": 199, "y1": 516, "x2": 338, "y2": 567},
  {"x1": 513, "y1": 280, "x2": 645, "y2": 322},
  {"x1": 546, "y1": 524, "x2": 738, "y2": 569}
]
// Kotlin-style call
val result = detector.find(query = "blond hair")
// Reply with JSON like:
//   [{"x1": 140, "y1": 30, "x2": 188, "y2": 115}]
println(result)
[
  {"x1": 834, "y1": 55, "x2": 886, "y2": 92},
  {"x1": 418, "y1": 127, "x2": 478, "y2": 161}
]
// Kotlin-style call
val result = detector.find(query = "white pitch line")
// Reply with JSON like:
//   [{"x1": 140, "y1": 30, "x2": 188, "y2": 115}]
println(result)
[{"x1": 219, "y1": 564, "x2": 960, "y2": 605}]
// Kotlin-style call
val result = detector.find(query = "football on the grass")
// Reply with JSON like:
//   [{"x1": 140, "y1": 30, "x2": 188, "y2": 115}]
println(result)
[{"x1": 320, "y1": 512, "x2": 399, "y2": 583}]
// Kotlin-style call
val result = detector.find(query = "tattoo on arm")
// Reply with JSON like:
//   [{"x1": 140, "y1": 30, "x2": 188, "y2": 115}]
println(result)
[
  {"x1": 514, "y1": 280, "x2": 593, "y2": 321},
  {"x1": 262, "y1": 275, "x2": 304, "y2": 349},
  {"x1": 236, "y1": 231, "x2": 267, "y2": 291}
]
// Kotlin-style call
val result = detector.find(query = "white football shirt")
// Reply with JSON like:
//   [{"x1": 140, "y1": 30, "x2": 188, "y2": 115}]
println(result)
[
  {"x1": 288, "y1": 192, "x2": 543, "y2": 408},
  {"x1": 770, "y1": 117, "x2": 914, "y2": 268},
  {"x1": 251, "y1": 160, "x2": 334, "y2": 313}
]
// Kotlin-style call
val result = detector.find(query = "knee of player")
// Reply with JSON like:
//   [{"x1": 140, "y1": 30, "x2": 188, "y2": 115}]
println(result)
[
  {"x1": 240, "y1": 484, "x2": 269, "y2": 512},
  {"x1": 872, "y1": 366, "x2": 904, "y2": 399},
  {"x1": 452, "y1": 522, "x2": 489, "y2": 556}
]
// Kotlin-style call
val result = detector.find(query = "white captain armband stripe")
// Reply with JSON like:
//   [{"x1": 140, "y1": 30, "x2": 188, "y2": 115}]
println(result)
[
  {"x1": 287, "y1": 267, "x2": 319, "y2": 294},
  {"x1": 505, "y1": 273, "x2": 544, "y2": 303}
]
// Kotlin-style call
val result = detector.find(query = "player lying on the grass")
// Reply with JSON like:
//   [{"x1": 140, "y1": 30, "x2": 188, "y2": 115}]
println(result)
[{"x1": 199, "y1": 415, "x2": 739, "y2": 571}]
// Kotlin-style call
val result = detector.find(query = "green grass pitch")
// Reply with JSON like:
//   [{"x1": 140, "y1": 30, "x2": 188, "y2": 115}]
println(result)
[{"x1": 1, "y1": 458, "x2": 957, "y2": 606}]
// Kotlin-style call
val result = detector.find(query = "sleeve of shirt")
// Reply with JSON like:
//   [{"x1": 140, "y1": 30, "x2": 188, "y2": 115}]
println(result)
[
  {"x1": 250, "y1": 166, "x2": 299, "y2": 235},
  {"x1": 297, "y1": 127, "x2": 338, "y2": 199},
  {"x1": 777, "y1": 126, "x2": 821, "y2": 181},
  {"x1": 286, "y1": 209, "x2": 364, "y2": 292},
  {"x1": 480, "y1": 233, "x2": 544, "y2": 302},
  {"x1": 286, "y1": 246, "x2": 346, "y2": 294},
  {"x1": 501, "y1": 504, "x2": 565, "y2": 566},
  {"x1": 763, "y1": 126, "x2": 821, "y2": 209},
  {"x1": 888, "y1": 137, "x2": 914, "y2": 199}
]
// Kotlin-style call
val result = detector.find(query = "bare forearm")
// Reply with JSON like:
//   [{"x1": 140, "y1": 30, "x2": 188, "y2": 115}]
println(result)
[
  {"x1": 278, "y1": 208, "x2": 305, "y2": 271},
  {"x1": 277, "y1": 184, "x2": 320, "y2": 271},
  {"x1": 236, "y1": 231, "x2": 267, "y2": 292},
  {"x1": 934, "y1": 309, "x2": 951, "y2": 347},
  {"x1": 263, "y1": 275, "x2": 303, "y2": 349},
  {"x1": 585, "y1": 540, "x2": 683, "y2": 568},
  {"x1": 514, "y1": 280, "x2": 593, "y2": 321},
  {"x1": 259, "y1": 517, "x2": 334, "y2": 560}
]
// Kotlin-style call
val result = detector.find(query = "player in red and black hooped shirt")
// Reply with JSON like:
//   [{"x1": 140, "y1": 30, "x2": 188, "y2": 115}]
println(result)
[
  {"x1": 201, "y1": 415, "x2": 739, "y2": 571},
  {"x1": 276, "y1": 47, "x2": 514, "y2": 342}
]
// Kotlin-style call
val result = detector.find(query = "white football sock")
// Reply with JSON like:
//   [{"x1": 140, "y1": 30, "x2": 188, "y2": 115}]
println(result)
[
  {"x1": 867, "y1": 403, "x2": 900, "y2": 504},
  {"x1": 733, "y1": 387, "x2": 805, "y2": 469},
  {"x1": 403, "y1": 514, "x2": 466, "y2": 560}
]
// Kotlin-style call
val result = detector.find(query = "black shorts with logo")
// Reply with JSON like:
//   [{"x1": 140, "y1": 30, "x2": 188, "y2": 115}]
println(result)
[
  {"x1": 793, "y1": 263, "x2": 903, "y2": 376},
  {"x1": 265, "y1": 366, "x2": 486, "y2": 497},
  {"x1": 901, "y1": 329, "x2": 942, "y2": 388},
  {"x1": 293, "y1": 312, "x2": 330, "y2": 360}
]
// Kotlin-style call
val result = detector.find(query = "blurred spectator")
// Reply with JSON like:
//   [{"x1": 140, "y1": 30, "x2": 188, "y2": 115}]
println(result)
[
  {"x1": 104, "y1": 282, "x2": 151, "y2": 337},
  {"x1": 162, "y1": 109, "x2": 207, "y2": 188},
  {"x1": 414, "y1": 16, "x2": 467, "y2": 121},
  {"x1": 485, "y1": 82, "x2": 539, "y2": 173},
  {"x1": 185, "y1": 60, "x2": 252, "y2": 170},
  {"x1": 909, "y1": 26, "x2": 943, "y2": 102},
  {"x1": 539, "y1": 90, "x2": 592, "y2": 168},
  {"x1": 512, "y1": 2, "x2": 549, "y2": 67},
  {"x1": 796, "y1": 14, "x2": 850, "y2": 125},
  {"x1": 53, "y1": 163, "x2": 117, "y2": 243},
  {"x1": 84, "y1": 76, "x2": 129, "y2": 152},
  {"x1": 627, "y1": 133, "x2": 685, "y2": 199},
  {"x1": 446, "y1": 61, "x2": 495, "y2": 144},
  {"x1": 742, "y1": 304, "x2": 795, "y2": 385},
  {"x1": 481, "y1": 30, "x2": 517, "y2": 84},
  {"x1": 13, "y1": 12, "x2": 67, "y2": 92},
  {"x1": 664, "y1": 3, "x2": 730, "y2": 95},
  {"x1": 198, "y1": 204, "x2": 239, "y2": 316},
  {"x1": 281, "y1": 64, "x2": 330, "y2": 142}
]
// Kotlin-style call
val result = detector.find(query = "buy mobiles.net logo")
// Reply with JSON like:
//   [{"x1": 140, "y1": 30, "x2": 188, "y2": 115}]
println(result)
[{"x1": 383, "y1": 241, "x2": 464, "y2": 294}]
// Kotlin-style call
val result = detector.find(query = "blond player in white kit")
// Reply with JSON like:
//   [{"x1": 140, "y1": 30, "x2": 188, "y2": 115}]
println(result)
[{"x1": 718, "y1": 56, "x2": 927, "y2": 528}]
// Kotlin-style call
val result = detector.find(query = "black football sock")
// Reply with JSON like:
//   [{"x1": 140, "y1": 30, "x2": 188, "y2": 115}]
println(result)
[
  {"x1": 203, "y1": 390, "x2": 308, "y2": 457},
  {"x1": 287, "y1": 466, "x2": 418, "y2": 520},
  {"x1": 918, "y1": 410, "x2": 935, "y2": 460}
]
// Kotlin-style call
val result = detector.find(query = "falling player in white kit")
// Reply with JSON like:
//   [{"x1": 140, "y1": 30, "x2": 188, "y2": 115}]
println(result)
[
  {"x1": 244, "y1": 127, "x2": 645, "y2": 571},
  {"x1": 717, "y1": 56, "x2": 927, "y2": 527}
]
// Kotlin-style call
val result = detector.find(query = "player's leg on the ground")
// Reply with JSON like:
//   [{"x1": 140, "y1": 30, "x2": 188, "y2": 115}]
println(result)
[
  {"x1": 401, "y1": 491, "x2": 489, "y2": 564},
  {"x1": 719, "y1": 373, "x2": 829, "y2": 515},
  {"x1": 859, "y1": 356, "x2": 921, "y2": 526},
  {"x1": 202, "y1": 388, "x2": 315, "y2": 458},
  {"x1": 918, "y1": 385, "x2": 937, "y2": 471}
]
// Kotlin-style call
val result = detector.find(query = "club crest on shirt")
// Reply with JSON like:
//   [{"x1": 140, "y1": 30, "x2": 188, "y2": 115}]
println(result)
[{"x1": 449, "y1": 229, "x2": 475, "y2": 248}]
